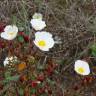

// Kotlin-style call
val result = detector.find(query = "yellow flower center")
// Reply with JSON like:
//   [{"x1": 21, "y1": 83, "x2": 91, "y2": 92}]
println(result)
[
  {"x1": 8, "y1": 32, "x2": 14, "y2": 36},
  {"x1": 38, "y1": 40, "x2": 46, "y2": 47},
  {"x1": 78, "y1": 67, "x2": 84, "y2": 73},
  {"x1": 36, "y1": 16, "x2": 40, "y2": 19}
]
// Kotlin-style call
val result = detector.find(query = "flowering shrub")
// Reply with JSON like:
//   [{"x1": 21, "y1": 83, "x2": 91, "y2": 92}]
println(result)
[{"x1": 0, "y1": 12, "x2": 57, "y2": 95}]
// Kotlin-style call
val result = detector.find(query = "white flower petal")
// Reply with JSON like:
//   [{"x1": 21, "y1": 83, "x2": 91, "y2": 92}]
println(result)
[
  {"x1": 1, "y1": 32, "x2": 11, "y2": 40},
  {"x1": 4, "y1": 57, "x2": 9, "y2": 66},
  {"x1": 74, "y1": 60, "x2": 90, "y2": 75},
  {"x1": 35, "y1": 31, "x2": 52, "y2": 39},
  {"x1": 10, "y1": 25, "x2": 18, "y2": 33},
  {"x1": 1, "y1": 32, "x2": 7, "y2": 38},
  {"x1": 39, "y1": 47, "x2": 49, "y2": 51},
  {"x1": 4, "y1": 25, "x2": 18, "y2": 32},
  {"x1": 4, "y1": 25, "x2": 13, "y2": 32},
  {"x1": 46, "y1": 38, "x2": 55, "y2": 48},
  {"x1": 30, "y1": 19, "x2": 46, "y2": 30}
]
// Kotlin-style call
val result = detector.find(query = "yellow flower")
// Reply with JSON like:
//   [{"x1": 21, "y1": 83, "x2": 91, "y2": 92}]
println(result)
[
  {"x1": 74, "y1": 60, "x2": 90, "y2": 75},
  {"x1": 1, "y1": 25, "x2": 18, "y2": 40},
  {"x1": 34, "y1": 31, "x2": 55, "y2": 51}
]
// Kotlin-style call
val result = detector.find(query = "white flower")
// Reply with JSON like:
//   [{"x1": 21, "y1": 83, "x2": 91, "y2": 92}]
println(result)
[
  {"x1": 30, "y1": 19, "x2": 46, "y2": 31},
  {"x1": 1, "y1": 25, "x2": 18, "y2": 40},
  {"x1": 33, "y1": 31, "x2": 55, "y2": 51},
  {"x1": 74, "y1": 60, "x2": 90, "y2": 75},
  {"x1": 33, "y1": 13, "x2": 43, "y2": 20},
  {"x1": 30, "y1": 13, "x2": 46, "y2": 30},
  {"x1": 4, "y1": 56, "x2": 17, "y2": 66}
]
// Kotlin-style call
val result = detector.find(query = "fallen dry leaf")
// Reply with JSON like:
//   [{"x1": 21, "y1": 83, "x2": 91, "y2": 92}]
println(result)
[{"x1": 17, "y1": 62, "x2": 26, "y2": 71}]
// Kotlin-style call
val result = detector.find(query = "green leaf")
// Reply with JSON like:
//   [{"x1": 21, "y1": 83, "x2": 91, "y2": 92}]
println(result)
[
  {"x1": 18, "y1": 36, "x2": 24, "y2": 42},
  {"x1": 6, "y1": 75, "x2": 20, "y2": 81},
  {"x1": 3, "y1": 75, "x2": 20, "y2": 83},
  {"x1": 5, "y1": 71, "x2": 11, "y2": 79},
  {"x1": 11, "y1": 15, "x2": 17, "y2": 25},
  {"x1": 30, "y1": 88, "x2": 36, "y2": 94},
  {"x1": 47, "y1": 78, "x2": 55, "y2": 85},
  {"x1": 25, "y1": 31, "x2": 29, "y2": 35},
  {"x1": 91, "y1": 44, "x2": 96, "y2": 57},
  {"x1": 19, "y1": 88, "x2": 24, "y2": 96},
  {"x1": 91, "y1": 51, "x2": 96, "y2": 57},
  {"x1": 31, "y1": 75, "x2": 36, "y2": 80}
]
